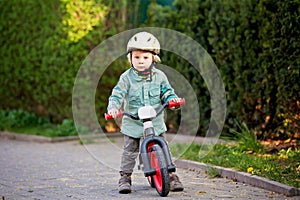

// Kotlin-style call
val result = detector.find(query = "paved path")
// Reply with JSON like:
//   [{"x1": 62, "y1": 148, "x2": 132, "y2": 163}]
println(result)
[{"x1": 0, "y1": 139, "x2": 298, "y2": 200}]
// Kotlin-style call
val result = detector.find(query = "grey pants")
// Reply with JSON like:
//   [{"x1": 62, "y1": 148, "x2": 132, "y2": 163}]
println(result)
[{"x1": 120, "y1": 134, "x2": 165, "y2": 174}]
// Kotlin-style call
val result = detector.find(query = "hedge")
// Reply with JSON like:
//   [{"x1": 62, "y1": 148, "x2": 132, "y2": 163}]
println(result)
[
  {"x1": 146, "y1": 0, "x2": 299, "y2": 139},
  {"x1": 1, "y1": 0, "x2": 113, "y2": 122}
]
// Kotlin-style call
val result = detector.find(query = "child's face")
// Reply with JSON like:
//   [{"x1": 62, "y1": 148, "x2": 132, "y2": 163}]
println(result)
[{"x1": 131, "y1": 50, "x2": 153, "y2": 71}]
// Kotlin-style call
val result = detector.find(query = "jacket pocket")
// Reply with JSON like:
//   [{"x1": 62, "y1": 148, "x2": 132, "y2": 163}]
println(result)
[
  {"x1": 128, "y1": 93, "x2": 142, "y2": 113},
  {"x1": 149, "y1": 87, "x2": 161, "y2": 105}
]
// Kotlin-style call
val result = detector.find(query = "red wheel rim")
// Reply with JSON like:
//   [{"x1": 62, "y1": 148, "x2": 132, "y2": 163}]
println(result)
[{"x1": 150, "y1": 150, "x2": 163, "y2": 192}]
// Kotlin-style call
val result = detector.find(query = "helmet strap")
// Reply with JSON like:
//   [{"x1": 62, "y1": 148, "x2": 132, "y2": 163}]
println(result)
[{"x1": 132, "y1": 62, "x2": 156, "y2": 82}]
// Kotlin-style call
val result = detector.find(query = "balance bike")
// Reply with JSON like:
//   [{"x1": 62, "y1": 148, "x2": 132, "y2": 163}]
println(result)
[{"x1": 105, "y1": 98, "x2": 185, "y2": 197}]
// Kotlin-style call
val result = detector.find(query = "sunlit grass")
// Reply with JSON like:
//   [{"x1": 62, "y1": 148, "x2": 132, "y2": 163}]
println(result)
[
  {"x1": 171, "y1": 121, "x2": 299, "y2": 188},
  {"x1": 171, "y1": 143, "x2": 300, "y2": 188}
]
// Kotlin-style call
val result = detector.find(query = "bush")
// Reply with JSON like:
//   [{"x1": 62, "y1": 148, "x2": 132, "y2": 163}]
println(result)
[
  {"x1": 0, "y1": 109, "x2": 50, "y2": 130},
  {"x1": 0, "y1": 0, "x2": 108, "y2": 122},
  {"x1": 146, "y1": 0, "x2": 300, "y2": 139},
  {"x1": 0, "y1": 109, "x2": 78, "y2": 137}
]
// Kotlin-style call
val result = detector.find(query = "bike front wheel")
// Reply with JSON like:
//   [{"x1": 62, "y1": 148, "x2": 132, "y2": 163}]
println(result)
[{"x1": 149, "y1": 144, "x2": 170, "y2": 197}]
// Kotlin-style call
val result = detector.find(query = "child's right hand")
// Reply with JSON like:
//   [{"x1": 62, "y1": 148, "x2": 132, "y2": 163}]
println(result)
[{"x1": 108, "y1": 108, "x2": 119, "y2": 119}]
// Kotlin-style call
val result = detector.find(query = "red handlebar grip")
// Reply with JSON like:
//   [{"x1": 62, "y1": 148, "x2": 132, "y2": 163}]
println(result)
[
  {"x1": 104, "y1": 113, "x2": 113, "y2": 120},
  {"x1": 168, "y1": 98, "x2": 186, "y2": 108},
  {"x1": 104, "y1": 111, "x2": 123, "y2": 120}
]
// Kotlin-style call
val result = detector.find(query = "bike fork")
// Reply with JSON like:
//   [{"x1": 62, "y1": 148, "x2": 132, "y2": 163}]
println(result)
[{"x1": 139, "y1": 136, "x2": 176, "y2": 177}]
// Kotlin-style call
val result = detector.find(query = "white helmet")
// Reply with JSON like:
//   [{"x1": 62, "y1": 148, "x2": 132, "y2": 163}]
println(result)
[{"x1": 127, "y1": 32, "x2": 160, "y2": 55}]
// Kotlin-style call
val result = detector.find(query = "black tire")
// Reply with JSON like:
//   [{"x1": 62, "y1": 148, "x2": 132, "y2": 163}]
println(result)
[{"x1": 149, "y1": 144, "x2": 170, "y2": 197}]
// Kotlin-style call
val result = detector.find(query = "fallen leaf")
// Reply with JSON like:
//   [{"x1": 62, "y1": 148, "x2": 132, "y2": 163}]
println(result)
[{"x1": 196, "y1": 190, "x2": 206, "y2": 194}]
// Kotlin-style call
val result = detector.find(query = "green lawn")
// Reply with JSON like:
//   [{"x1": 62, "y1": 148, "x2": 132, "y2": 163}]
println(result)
[
  {"x1": 7, "y1": 123, "x2": 78, "y2": 138},
  {"x1": 170, "y1": 142, "x2": 300, "y2": 188}
]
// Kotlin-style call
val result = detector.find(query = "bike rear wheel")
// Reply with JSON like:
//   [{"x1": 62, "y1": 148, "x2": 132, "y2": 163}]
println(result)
[{"x1": 149, "y1": 144, "x2": 170, "y2": 197}]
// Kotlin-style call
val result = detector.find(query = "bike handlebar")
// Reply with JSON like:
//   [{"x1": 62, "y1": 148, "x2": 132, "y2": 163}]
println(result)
[{"x1": 104, "y1": 98, "x2": 185, "y2": 121}]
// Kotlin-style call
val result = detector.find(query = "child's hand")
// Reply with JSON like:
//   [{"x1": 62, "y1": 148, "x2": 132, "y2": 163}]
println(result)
[
  {"x1": 169, "y1": 98, "x2": 183, "y2": 109},
  {"x1": 108, "y1": 108, "x2": 119, "y2": 119},
  {"x1": 171, "y1": 98, "x2": 182, "y2": 103}
]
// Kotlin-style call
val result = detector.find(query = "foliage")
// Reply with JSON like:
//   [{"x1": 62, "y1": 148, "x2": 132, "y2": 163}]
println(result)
[
  {"x1": 0, "y1": 0, "x2": 299, "y2": 140},
  {"x1": 206, "y1": 0, "x2": 300, "y2": 139},
  {"x1": 0, "y1": 109, "x2": 50, "y2": 130},
  {"x1": 227, "y1": 120, "x2": 265, "y2": 153},
  {"x1": 61, "y1": 0, "x2": 107, "y2": 42},
  {"x1": 146, "y1": 0, "x2": 300, "y2": 139},
  {"x1": 0, "y1": 0, "x2": 107, "y2": 123},
  {"x1": 170, "y1": 142, "x2": 300, "y2": 188},
  {"x1": 0, "y1": 109, "x2": 77, "y2": 137}
]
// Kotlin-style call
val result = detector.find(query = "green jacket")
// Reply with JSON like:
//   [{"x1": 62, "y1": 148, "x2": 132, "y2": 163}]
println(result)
[{"x1": 107, "y1": 67, "x2": 178, "y2": 138}]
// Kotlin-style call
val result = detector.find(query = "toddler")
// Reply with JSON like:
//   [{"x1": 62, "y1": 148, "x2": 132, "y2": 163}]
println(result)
[{"x1": 107, "y1": 31, "x2": 184, "y2": 194}]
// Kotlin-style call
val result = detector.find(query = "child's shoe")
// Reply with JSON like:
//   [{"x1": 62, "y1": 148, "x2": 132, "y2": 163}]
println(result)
[
  {"x1": 170, "y1": 174, "x2": 184, "y2": 191},
  {"x1": 118, "y1": 173, "x2": 132, "y2": 194}
]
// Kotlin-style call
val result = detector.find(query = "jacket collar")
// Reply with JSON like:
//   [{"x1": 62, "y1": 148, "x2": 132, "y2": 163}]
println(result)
[{"x1": 131, "y1": 62, "x2": 157, "y2": 82}]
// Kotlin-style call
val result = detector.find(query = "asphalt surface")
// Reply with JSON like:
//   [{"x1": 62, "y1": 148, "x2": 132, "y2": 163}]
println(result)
[{"x1": 0, "y1": 138, "x2": 299, "y2": 200}]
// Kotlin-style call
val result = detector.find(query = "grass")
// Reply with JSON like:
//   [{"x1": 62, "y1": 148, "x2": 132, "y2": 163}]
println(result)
[
  {"x1": 171, "y1": 143, "x2": 300, "y2": 188},
  {"x1": 170, "y1": 121, "x2": 300, "y2": 188},
  {"x1": 0, "y1": 109, "x2": 78, "y2": 138},
  {"x1": 7, "y1": 123, "x2": 78, "y2": 138}
]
